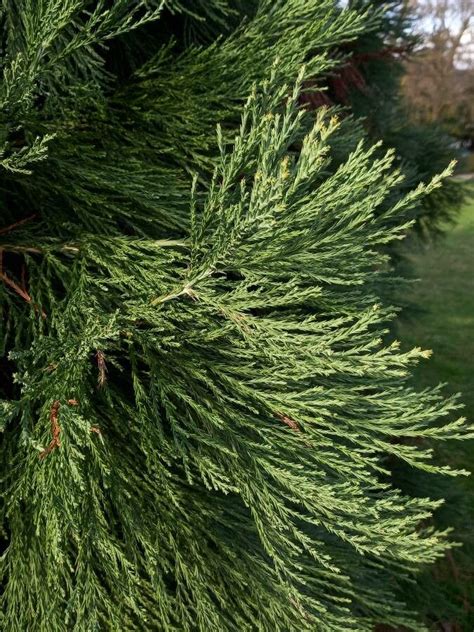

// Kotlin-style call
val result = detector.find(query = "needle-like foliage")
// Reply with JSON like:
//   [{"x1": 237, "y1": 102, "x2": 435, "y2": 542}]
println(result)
[{"x1": 0, "y1": 2, "x2": 470, "y2": 630}]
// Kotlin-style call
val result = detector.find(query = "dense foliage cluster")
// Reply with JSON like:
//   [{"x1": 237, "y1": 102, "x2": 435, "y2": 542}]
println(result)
[{"x1": 0, "y1": 2, "x2": 470, "y2": 630}]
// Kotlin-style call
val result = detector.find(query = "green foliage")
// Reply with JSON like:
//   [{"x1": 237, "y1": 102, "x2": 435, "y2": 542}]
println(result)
[{"x1": 0, "y1": 2, "x2": 471, "y2": 630}]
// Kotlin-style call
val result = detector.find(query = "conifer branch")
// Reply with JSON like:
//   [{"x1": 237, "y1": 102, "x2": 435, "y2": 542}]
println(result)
[{"x1": 0, "y1": 3, "x2": 469, "y2": 629}]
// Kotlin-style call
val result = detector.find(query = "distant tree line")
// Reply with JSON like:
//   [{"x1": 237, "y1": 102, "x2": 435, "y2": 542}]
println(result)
[{"x1": 402, "y1": 0, "x2": 474, "y2": 148}]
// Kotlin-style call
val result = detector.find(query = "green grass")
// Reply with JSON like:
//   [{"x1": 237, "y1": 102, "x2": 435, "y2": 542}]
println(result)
[
  {"x1": 397, "y1": 185, "x2": 474, "y2": 629},
  {"x1": 401, "y1": 187, "x2": 474, "y2": 416}
]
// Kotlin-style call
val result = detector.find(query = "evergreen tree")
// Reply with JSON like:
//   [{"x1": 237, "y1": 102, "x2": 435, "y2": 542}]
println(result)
[{"x1": 0, "y1": 2, "x2": 470, "y2": 630}]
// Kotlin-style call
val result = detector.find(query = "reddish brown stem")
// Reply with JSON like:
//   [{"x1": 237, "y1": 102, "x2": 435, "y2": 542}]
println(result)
[
  {"x1": 0, "y1": 214, "x2": 36, "y2": 236},
  {"x1": 275, "y1": 412, "x2": 301, "y2": 432},
  {"x1": 39, "y1": 401, "x2": 62, "y2": 459},
  {"x1": 0, "y1": 268, "x2": 47, "y2": 319},
  {"x1": 96, "y1": 350, "x2": 107, "y2": 388},
  {"x1": 1, "y1": 270, "x2": 33, "y2": 303},
  {"x1": 39, "y1": 399, "x2": 79, "y2": 459},
  {"x1": 21, "y1": 264, "x2": 27, "y2": 293}
]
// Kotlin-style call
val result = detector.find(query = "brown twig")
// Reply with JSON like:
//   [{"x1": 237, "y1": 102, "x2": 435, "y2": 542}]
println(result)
[
  {"x1": 21, "y1": 263, "x2": 27, "y2": 293},
  {"x1": 1, "y1": 269, "x2": 34, "y2": 304},
  {"x1": 0, "y1": 214, "x2": 36, "y2": 236},
  {"x1": 39, "y1": 399, "x2": 79, "y2": 459},
  {"x1": 39, "y1": 400, "x2": 62, "y2": 459},
  {"x1": 0, "y1": 249, "x2": 46, "y2": 319},
  {"x1": 275, "y1": 412, "x2": 301, "y2": 432},
  {"x1": 96, "y1": 350, "x2": 107, "y2": 388},
  {"x1": 274, "y1": 411, "x2": 314, "y2": 448}
]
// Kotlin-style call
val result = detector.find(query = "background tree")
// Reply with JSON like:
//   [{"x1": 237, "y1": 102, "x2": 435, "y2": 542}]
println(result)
[{"x1": 402, "y1": 0, "x2": 474, "y2": 146}]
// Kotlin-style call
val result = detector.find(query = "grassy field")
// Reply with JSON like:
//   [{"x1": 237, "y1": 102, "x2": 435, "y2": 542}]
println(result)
[
  {"x1": 397, "y1": 184, "x2": 474, "y2": 630},
  {"x1": 400, "y1": 187, "x2": 474, "y2": 416}
]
